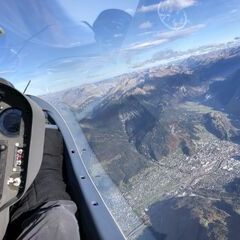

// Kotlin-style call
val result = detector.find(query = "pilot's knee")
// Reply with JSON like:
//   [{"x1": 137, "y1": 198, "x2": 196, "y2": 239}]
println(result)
[
  {"x1": 36, "y1": 202, "x2": 80, "y2": 240},
  {"x1": 43, "y1": 203, "x2": 80, "y2": 239}
]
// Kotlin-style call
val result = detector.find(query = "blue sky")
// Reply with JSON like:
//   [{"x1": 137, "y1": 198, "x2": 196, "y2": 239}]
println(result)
[{"x1": 0, "y1": 0, "x2": 240, "y2": 95}]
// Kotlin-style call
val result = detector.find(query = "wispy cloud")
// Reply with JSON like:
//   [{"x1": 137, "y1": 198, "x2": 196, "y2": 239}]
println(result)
[
  {"x1": 125, "y1": 8, "x2": 135, "y2": 16},
  {"x1": 156, "y1": 23, "x2": 205, "y2": 39},
  {"x1": 138, "y1": 31, "x2": 157, "y2": 37},
  {"x1": 139, "y1": 21, "x2": 153, "y2": 30},
  {"x1": 139, "y1": 0, "x2": 196, "y2": 13},
  {"x1": 126, "y1": 39, "x2": 168, "y2": 50},
  {"x1": 229, "y1": 9, "x2": 238, "y2": 14},
  {"x1": 125, "y1": 23, "x2": 205, "y2": 51},
  {"x1": 114, "y1": 33, "x2": 123, "y2": 38}
]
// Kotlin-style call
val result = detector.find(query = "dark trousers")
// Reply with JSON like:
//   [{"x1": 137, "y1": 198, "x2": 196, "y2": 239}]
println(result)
[
  {"x1": 16, "y1": 200, "x2": 80, "y2": 240},
  {"x1": 6, "y1": 128, "x2": 80, "y2": 240}
]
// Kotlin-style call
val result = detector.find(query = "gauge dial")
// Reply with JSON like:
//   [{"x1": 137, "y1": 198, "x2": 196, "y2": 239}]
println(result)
[{"x1": 0, "y1": 108, "x2": 22, "y2": 137}]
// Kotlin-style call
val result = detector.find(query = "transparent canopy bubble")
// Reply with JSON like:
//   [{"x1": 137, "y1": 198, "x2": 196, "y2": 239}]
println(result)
[{"x1": 0, "y1": 0, "x2": 95, "y2": 48}]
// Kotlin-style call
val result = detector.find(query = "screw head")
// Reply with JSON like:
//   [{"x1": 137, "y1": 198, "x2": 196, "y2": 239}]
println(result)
[{"x1": 91, "y1": 201, "x2": 98, "y2": 206}]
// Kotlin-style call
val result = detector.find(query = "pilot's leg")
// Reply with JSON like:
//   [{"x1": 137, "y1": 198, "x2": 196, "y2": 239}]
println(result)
[
  {"x1": 16, "y1": 200, "x2": 80, "y2": 240},
  {"x1": 6, "y1": 128, "x2": 80, "y2": 239}
]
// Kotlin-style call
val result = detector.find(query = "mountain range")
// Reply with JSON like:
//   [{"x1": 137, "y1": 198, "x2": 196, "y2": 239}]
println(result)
[{"x1": 45, "y1": 42, "x2": 240, "y2": 240}]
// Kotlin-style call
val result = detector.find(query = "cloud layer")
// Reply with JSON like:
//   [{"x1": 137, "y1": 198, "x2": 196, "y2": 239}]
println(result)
[
  {"x1": 139, "y1": 21, "x2": 153, "y2": 29},
  {"x1": 126, "y1": 23, "x2": 205, "y2": 50},
  {"x1": 139, "y1": 0, "x2": 196, "y2": 13}
]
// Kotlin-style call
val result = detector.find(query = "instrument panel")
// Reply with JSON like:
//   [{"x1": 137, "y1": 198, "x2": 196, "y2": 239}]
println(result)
[
  {"x1": 0, "y1": 82, "x2": 45, "y2": 211},
  {"x1": 0, "y1": 106, "x2": 25, "y2": 190}
]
